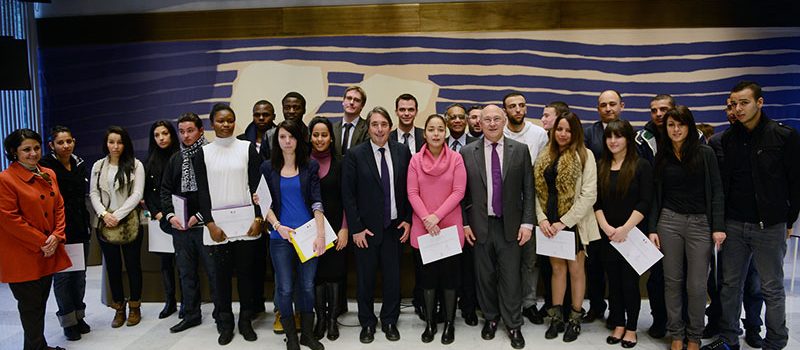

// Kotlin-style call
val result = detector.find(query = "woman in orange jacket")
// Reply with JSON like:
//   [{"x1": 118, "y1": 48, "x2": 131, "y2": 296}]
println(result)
[{"x1": 0, "y1": 128, "x2": 71, "y2": 350}]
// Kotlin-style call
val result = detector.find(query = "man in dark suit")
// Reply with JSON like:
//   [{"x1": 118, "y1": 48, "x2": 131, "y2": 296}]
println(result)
[
  {"x1": 461, "y1": 104, "x2": 534, "y2": 349},
  {"x1": 342, "y1": 106, "x2": 412, "y2": 344},
  {"x1": 389, "y1": 93, "x2": 425, "y2": 154},
  {"x1": 333, "y1": 86, "x2": 370, "y2": 156},
  {"x1": 581, "y1": 89, "x2": 624, "y2": 325},
  {"x1": 237, "y1": 100, "x2": 276, "y2": 161},
  {"x1": 445, "y1": 103, "x2": 479, "y2": 152}
]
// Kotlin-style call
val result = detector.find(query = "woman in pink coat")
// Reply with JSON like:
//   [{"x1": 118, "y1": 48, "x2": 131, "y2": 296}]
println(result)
[{"x1": 407, "y1": 114, "x2": 467, "y2": 345}]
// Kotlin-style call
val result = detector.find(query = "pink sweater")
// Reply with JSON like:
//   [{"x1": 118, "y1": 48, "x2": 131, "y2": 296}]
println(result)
[{"x1": 407, "y1": 144, "x2": 467, "y2": 249}]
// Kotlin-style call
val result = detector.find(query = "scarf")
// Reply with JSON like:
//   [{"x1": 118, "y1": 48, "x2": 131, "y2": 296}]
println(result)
[
  {"x1": 534, "y1": 149, "x2": 582, "y2": 217},
  {"x1": 180, "y1": 134, "x2": 208, "y2": 193}
]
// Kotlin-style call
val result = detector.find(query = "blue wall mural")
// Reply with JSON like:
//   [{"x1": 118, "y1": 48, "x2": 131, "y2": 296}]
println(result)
[{"x1": 39, "y1": 28, "x2": 800, "y2": 162}]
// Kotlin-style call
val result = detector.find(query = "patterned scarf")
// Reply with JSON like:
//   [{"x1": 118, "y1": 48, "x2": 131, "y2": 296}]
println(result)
[{"x1": 180, "y1": 134, "x2": 208, "y2": 193}]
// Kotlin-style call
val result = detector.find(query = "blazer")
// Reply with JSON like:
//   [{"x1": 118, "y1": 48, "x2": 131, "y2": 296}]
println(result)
[
  {"x1": 390, "y1": 127, "x2": 426, "y2": 153},
  {"x1": 460, "y1": 137, "x2": 535, "y2": 243},
  {"x1": 237, "y1": 121, "x2": 276, "y2": 161},
  {"x1": 341, "y1": 140, "x2": 412, "y2": 245},
  {"x1": 333, "y1": 117, "x2": 369, "y2": 155},
  {"x1": 260, "y1": 159, "x2": 323, "y2": 224},
  {"x1": 0, "y1": 163, "x2": 71, "y2": 283}
]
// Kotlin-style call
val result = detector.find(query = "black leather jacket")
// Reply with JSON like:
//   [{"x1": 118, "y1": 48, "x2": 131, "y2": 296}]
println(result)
[{"x1": 721, "y1": 113, "x2": 800, "y2": 228}]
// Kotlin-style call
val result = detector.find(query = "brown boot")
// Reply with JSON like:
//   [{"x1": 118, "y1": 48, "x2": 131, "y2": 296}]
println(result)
[
  {"x1": 127, "y1": 300, "x2": 142, "y2": 326},
  {"x1": 111, "y1": 302, "x2": 126, "y2": 328}
]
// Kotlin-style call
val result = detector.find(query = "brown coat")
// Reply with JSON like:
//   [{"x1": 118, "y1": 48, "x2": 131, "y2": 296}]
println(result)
[{"x1": 0, "y1": 162, "x2": 71, "y2": 283}]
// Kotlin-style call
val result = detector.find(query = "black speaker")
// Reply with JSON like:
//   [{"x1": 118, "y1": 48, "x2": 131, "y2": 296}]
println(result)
[{"x1": 0, "y1": 36, "x2": 32, "y2": 90}]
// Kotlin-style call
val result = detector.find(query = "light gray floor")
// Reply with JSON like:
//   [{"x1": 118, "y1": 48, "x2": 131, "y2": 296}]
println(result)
[{"x1": 2, "y1": 252, "x2": 799, "y2": 350}]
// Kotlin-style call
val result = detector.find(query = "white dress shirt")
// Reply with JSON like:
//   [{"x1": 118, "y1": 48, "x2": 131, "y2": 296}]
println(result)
[{"x1": 370, "y1": 140, "x2": 397, "y2": 221}]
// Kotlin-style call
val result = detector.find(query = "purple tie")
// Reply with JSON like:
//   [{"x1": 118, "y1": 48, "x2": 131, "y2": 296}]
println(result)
[
  {"x1": 491, "y1": 143, "x2": 503, "y2": 217},
  {"x1": 380, "y1": 147, "x2": 392, "y2": 228}
]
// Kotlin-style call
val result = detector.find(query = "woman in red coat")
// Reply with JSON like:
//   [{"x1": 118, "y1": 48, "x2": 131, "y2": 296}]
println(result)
[{"x1": 0, "y1": 128, "x2": 71, "y2": 350}]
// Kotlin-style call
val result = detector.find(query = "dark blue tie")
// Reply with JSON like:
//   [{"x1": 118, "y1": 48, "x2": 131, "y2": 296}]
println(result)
[{"x1": 380, "y1": 147, "x2": 391, "y2": 228}]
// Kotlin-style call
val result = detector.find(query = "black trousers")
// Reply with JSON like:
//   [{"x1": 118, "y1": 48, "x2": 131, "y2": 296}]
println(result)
[
  {"x1": 458, "y1": 243, "x2": 477, "y2": 314},
  {"x1": 98, "y1": 231, "x2": 143, "y2": 302},
  {"x1": 210, "y1": 239, "x2": 257, "y2": 330},
  {"x1": 647, "y1": 261, "x2": 668, "y2": 325},
  {"x1": 174, "y1": 227, "x2": 217, "y2": 321},
  {"x1": 604, "y1": 257, "x2": 641, "y2": 330},
  {"x1": 355, "y1": 224, "x2": 401, "y2": 328},
  {"x1": 474, "y1": 217, "x2": 523, "y2": 328},
  {"x1": 585, "y1": 239, "x2": 607, "y2": 313},
  {"x1": 10, "y1": 275, "x2": 53, "y2": 350}
]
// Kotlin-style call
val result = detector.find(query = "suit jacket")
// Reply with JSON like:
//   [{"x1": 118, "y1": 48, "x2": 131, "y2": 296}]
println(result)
[
  {"x1": 447, "y1": 134, "x2": 479, "y2": 152},
  {"x1": 460, "y1": 137, "x2": 534, "y2": 243},
  {"x1": 260, "y1": 160, "x2": 322, "y2": 222},
  {"x1": 390, "y1": 127, "x2": 426, "y2": 153},
  {"x1": 333, "y1": 117, "x2": 369, "y2": 156},
  {"x1": 583, "y1": 120, "x2": 605, "y2": 160},
  {"x1": 237, "y1": 121, "x2": 276, "y2": 161},
  {"x1": 341, "y1": 140, "x2": 412, "y2": 245}
]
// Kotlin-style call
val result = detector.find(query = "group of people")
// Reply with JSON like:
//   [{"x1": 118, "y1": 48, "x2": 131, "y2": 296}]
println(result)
[{"x1": 1, "y1": 81, "x2": 797, "y2": 350}]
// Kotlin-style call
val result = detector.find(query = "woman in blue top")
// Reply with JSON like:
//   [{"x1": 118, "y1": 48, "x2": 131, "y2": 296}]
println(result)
[{"x1": 261, "y1": 119, "x2": 327, "y2": 350}]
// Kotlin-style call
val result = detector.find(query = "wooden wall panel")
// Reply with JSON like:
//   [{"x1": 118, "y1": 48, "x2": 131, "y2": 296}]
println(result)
[{"x1": 37, "y1": 0, "x2": 800, "y2": 46}]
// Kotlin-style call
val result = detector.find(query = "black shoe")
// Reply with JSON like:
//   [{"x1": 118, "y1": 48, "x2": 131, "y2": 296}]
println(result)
[
  {"x1": 508, "y1": 328, "x2": 525, "y2": 349},
  {"x1": 647, "y1": 321, "x2": 666, "y2": 339},
  {"x1": 546, "y1": 320, "x2": 564, "y2": 339},
  {"x1": 563, "y1": 318, "x2": 582, "y2": 343},
  {"x1": 606, "y1": 336, "x2": 622, "y2": 344},
  {"x1": 159, "y1": 300, "x2": 177, "y2": 319},
  {"x1": 326, "y1": 318, "x2": 339, "y2": 341},
  {"x1": 744, "y1": 328, "x2": 763, "y2": 349},
  {"x1": 621, "y1": 339, "x2": 637, "y2": 348},
  {"x1": 359, "y1": 326, "x2": 375, "y2": 344},
  {"x1": 700, "y1": 339, "x2": 740, "y2": 350},
  {"x1": 239, "y1": 320, "x2": 257, "y2": 342},
  {"x1": 217, "y1": 330, "x2": 234, "y2": 345},
  {"x1": 76, "y1": 319, "x2": 91, "y2": 334},
  {"x1": 582, "y1": 308, "x2": 604, "y2": 323},
  {"x1": 481, "y1": 319, "x2": 498, "y2": 340},
  {"x1": 64, "y1": 325, "x2": 81, "y2": 341},
  {"x1": 702, "y1": 324, "x2": 719, "y2": 339},
  {"x1": 414, "y1": 304, "x2": 426, "y2": 321},
  {"x1": 463, "y1": 311, "x2": 478, "y2": 326},
  {"x1": 382, "y1": 323, "x2": 400, "y2": 341},
  {"x1": 170, "y1": 318, "x2": 201, "y2": 333},
  {"x1": 523, "y1": 305, "x2": 544, "y2": 325},
  {"x1": 441, "y1": 321, "x2": 455, "y2": 344},
  {"x1": 421, "y1": 321, "x2": 437, "y2": 343}
]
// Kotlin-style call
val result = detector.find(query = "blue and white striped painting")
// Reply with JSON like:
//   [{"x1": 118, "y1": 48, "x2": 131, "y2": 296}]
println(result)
[{"x1": 39, "y1": 27, "x2": 800, "y2": 162}]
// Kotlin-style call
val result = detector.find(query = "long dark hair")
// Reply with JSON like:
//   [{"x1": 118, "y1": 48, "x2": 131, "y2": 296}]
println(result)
[
  {"x1": 271, "y1": 119, "x2": 310, "y2": 171},
  {"x1": 145, "y1": 120, "x2": 179, "y2": 174},
  {"x1": 102, "y1": 126, "x2": 136, "y2": 187},
  {"x1": 655, "y1": 105, "x2": 701, "y2": 175},
  {"x1": 546, "y1": 111, "x2": 587, "y2": 166},
  {"x1": 308, "y1": 116, "x2": 337, "y2": 159},
  {"x1": 598, "y1": 119, "x2": 639, "y2": 198}
]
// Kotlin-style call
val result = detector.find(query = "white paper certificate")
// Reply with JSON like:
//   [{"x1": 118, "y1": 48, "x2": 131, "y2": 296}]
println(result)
[
  {"x1": 59, "y1": 243, "x2": 85, "y2": 272},
  {"x1": 255, "y1": 176, "x2": 273, "y2": 221},
  {"x1": 148, "y1": 220, "x2": 175, "y2": 253},
  {"x1": 417, "y1": 225, "x2": 462, "y2": 265},
  {"x1": 203, "y1": 205, "x2": 256, "y2": 246},
  {"x1": 289, "y1": 217, "x2": 337, "y2": 263},
  {"x1": 610, "y1": 227, "x2": 663, "y2": 275},
  {"x1": 535, "y1": 227, "x2": 576, "y2": 261},
  {"x1": 171, "y1": 195, "x2": 187, "y2": 228}
]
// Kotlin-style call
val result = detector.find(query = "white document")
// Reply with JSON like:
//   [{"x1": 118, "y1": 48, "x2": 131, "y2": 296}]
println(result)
[
  {"x1": 171, "y1": 195, "x2": 187, "y2": 228},
  {"x1": 148, "y1": 220, "x2": 175, "y2": 253},
  {"x1": 255, "y1": 176, "x2": 273, "y2": 220},
  {"x1": 289, "y1": 217, "x2": 337, "y2": 263},
  {"x1": 610, "y1": 227, "x2": 664, "y2": 275},
  {"x1": 417, "y1": 225, "x2": 462, "y2": 265},
  {"x1": 535, "y1": 227, "x2": 576, "y2": 261},
  {"x1": 59, "y1": 243, "x2": 85, "y2": 272},
  {"x1": 203, "y1": 204, "x2": 256, "y2": 246}
]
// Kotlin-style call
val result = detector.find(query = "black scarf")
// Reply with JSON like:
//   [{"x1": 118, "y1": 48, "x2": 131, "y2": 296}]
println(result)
[{"x1": 180, "y1": 134, "x2": 208, "y2": 193}]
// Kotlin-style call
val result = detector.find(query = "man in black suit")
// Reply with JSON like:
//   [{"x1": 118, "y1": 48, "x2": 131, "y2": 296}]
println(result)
[
  {"x1": 445, "y1": 103, "x2": 478, "y2": 152},
  {"x1": 461, "y1": 104, "x2": 534, "y2": 349},
  {"x1": 389, "y1": 93, "x2": 425, "y2": 154},
  {"x1": 342, "y1": 106, "x2": 412, "y2": 344},
  {"x1": 333, "y1": 86, "x2": 370, "y2": 156}
]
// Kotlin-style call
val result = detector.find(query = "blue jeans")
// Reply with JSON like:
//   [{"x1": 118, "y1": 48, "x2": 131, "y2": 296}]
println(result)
[
  {"x1": 53, "y1": 242, "x2": 89, "y2": 327},
  {"x1": 270, "y1": 238, "x2": 318, "y2": 317},
  {"x1": 719, "y1": 220, "x2": 788, "y2": 350}
]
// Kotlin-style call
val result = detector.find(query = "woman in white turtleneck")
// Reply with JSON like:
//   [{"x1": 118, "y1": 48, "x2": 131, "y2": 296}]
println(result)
[{"x1": 194, "y1": 103, "x2": 264, "y2": 346}]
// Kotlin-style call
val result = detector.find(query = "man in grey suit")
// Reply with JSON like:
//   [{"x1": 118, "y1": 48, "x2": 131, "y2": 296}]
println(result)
[
  {"x1": 333, "y1": 85, "x2": 370, "y2": 156},
  {"x1": 461, "y1": 104, "x2": 534, "y2": 349}
]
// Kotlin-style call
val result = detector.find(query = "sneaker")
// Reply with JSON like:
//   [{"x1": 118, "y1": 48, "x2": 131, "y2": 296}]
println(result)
[{"x1": 700, "y1": 339, "x2": 740, "y2": 350}]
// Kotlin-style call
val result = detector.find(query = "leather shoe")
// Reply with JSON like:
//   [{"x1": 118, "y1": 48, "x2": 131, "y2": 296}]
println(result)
[
  {"x1": 647, "y1": 322, "x2": 666, "y2": 339},
  {"x1": 360, "y1": 326, "x2": 375, "y2": 344},
  {"x1": 382, "y1": 323, "x2": 400, "y2": 341},
  {"x1": 606, "y1": 336, "x2": 622, "y2": 344},
  {"x1": 582, "y1": 308, "x2": 604, "y2": 323},
  {"x1": 170, "y1": 318, "x2": 201, "y2": 333},
  {"x1": 744, "y1": 327, "x2": 763, "y2": 349},
  {"x1": 508, "y1": 328, "x2": 525, "y2": 349},
  {"x1": 481, "y1": 319, "x2": 498, "y2": 340},
  {"x1": 218, "y1": 330, "x2": 234, "y2": 345},
  {"x1": 463, "y1": 312, "x2": 478, "y2": 326},
  {"x1": 523, "y1": 306, "x2": 544, "y2": 325},
  {"x1": 63, "y1": 325, "x2": 81, "y2": 341}
]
